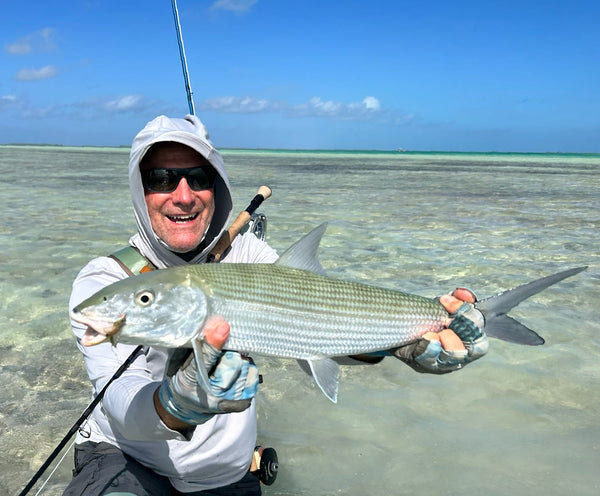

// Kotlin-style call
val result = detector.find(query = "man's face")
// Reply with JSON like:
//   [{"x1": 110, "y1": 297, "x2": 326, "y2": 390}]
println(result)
[{"x1": 141, "y1": 143, "x2": 215, "y2": 253}]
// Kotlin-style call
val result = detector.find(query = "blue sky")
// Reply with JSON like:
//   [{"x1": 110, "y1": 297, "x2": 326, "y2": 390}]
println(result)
[{"x1": 1, "y1": 0, "x2": 598, "y2": 152}]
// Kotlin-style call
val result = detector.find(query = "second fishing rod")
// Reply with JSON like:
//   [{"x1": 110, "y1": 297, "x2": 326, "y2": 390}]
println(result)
[{"x1": 17, "y1": 186, "x2": 272, "y2": 496}]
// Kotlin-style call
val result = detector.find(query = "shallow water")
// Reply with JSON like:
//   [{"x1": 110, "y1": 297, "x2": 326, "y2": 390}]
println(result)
[{"x1": 1, "y1": 146, "x2": 598, "y2": 495}]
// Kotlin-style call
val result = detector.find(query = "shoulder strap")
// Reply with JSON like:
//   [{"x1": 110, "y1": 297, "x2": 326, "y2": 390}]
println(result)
[{"x1": 108, "y1": 246, "x2": 156, "y2": 276}]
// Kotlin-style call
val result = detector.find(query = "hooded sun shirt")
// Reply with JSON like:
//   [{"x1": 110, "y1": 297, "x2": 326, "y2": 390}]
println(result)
[
  {"x1": 128, "y1": 114, "x2": 233, "y2": 268},
  {"x1": 68, "y1": 115, "x2": 278, "y2": 491}
]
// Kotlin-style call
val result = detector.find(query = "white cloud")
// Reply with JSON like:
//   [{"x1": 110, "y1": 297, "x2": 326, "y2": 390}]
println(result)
[
  {"x1": 1, "y1": 91, "x2": 410, "y2": 128},
  {"x1": 5, "y1": 28, "x2": 56, "y2": 55},
  {"x1": 0, "y1": 94, "x2": 58, "y2": 118},
  {"x1": 5, "y1": 40, "x2": 30, "y2": 55},
  {"x1": 292, "y1": 96, "x2": 383, "y2": 120},
  {"x1": 0, "y1": 95, "x2": 19, "y2": 110},
  {"x1": 211, "y1": 0, "x2": 257, "y2": 13},
  {"x1": 21, "y1": 104, "x2": 58, "y2": 118},
  {"x1": 199, "y1": 96, "x2": 279, "y2": 113},
  {"x1": 0, "y1": 93, "x2": 164, "y2": 120},
  {"x1": 104, "y1": 95, "x2": 145, "y2": 112},
  {"x1": 299, "y1": 97, "x2": 343, "y2": 116},
  {"x1": 196, "y1": 95, "x2": 391, "y2": 121},
  {"x1": 362, "y1": 96, "x2": 381, "y2": 111},
  {"x1": 16, "y1": 65, "x2": 58, "y2": 81}
]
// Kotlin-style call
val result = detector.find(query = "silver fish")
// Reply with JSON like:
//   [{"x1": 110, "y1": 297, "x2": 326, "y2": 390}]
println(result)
[{"x1": 71, "y1": 224, "x2": 586, "y2": 402}]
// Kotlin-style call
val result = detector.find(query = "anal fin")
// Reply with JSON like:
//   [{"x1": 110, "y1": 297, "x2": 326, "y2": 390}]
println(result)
[{"x1": 308, "y1": 357, "x2": 340, "y2": 403}]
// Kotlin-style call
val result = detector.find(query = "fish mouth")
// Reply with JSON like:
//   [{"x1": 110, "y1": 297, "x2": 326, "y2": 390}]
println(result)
[
  {"x1": 81, "y1": 327, "x2": 110, "y2": 346},
  {"x1": 70, "y1": 311, "x2": 126, "y2": 346}
]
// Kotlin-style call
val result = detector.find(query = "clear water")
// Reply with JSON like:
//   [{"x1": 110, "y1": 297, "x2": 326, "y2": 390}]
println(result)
[{"x1": 1, "y1": 146, "x2": 598, "y2": 495}]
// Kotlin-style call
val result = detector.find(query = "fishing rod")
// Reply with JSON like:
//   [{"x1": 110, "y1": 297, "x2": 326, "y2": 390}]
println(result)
[
  {"x1": 17, "y1": 184, "x2": 272, "y2": 495},
  {"x1": 172, "y1": 0, "x2": 195, "y2": 115},
  {"x1": 208, "y1": 185, "x2": 272, "y2": 262},
  {"x1": 17, "y1": 345, "x2": 143, "y2": 496}
]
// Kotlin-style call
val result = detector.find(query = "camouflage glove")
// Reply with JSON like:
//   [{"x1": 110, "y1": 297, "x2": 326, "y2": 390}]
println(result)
[
  {"x1": 158, "y1": 339, "x2": 259, "y2": 425},
  {"x1": 391, "y1": 301, "x2": 489, "y2": 374}
]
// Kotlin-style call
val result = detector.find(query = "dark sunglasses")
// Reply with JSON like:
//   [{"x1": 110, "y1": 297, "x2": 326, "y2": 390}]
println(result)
[{"x1": 141, "y1": 167, "x2": 215, "y2": 193}]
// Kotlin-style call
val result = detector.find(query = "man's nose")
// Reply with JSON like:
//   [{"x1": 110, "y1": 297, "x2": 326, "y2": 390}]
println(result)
[{"x1": 171, "y1": 178, "x2": 194, "y2": 203}]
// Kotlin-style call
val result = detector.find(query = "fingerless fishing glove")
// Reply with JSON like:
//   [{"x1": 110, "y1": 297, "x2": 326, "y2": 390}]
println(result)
[
  {"x1": 392, "y1": 301, "x2": 489, "y2": 374},
  {"x1": 158, "y1": 339, "x2": 260, "y2": 425}
]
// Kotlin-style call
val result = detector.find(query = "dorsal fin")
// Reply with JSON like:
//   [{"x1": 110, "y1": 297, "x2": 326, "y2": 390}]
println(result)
[{"x1": 276, "y1": 223, "x2": 327, "y2": 274}]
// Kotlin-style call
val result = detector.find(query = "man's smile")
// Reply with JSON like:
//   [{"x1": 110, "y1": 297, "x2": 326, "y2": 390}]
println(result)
[{"x1": 166, "y1": 213, "x2": 200, "y2": 223}]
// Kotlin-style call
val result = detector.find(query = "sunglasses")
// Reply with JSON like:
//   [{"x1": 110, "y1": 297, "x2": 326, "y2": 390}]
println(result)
[{"x1": 141, "y1": 167, "x2": 215, "y2": 193}]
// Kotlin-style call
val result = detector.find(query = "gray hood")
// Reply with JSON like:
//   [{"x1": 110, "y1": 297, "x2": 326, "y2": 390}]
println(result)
[{"x1": 128, "y1": 115, "x2": 232, "y2": 268}]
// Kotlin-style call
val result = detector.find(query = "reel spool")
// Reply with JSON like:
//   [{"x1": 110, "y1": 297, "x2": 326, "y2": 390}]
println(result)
[{"x1": 252, "y1": 445, "x2": 279, "y2": 486}]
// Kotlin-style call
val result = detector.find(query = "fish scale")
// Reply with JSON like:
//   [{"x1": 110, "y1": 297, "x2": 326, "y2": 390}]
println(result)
[{"x1": 187, "y1": 263, "x2": 449, "y2": 358}]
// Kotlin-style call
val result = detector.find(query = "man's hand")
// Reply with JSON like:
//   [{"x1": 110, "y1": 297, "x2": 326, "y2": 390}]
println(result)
[
  {"x1": 155, "y1": 318, "x2": 259, "y2": 431},
  {"x1": 391, "y1": 288, "x2": 489, "y2": 374}
]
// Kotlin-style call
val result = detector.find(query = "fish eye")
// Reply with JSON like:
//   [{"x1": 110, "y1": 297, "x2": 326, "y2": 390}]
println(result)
[{"x1": 135, "y1": 290, "x2": 155, "y2": 307}]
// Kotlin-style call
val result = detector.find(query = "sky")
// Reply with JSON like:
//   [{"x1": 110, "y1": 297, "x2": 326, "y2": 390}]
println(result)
[{"x1": 1, "y1": 0, "x2": 599, "y2": 152}]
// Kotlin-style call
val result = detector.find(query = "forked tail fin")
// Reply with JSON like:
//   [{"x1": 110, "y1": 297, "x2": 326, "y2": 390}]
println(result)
[{"x1": 475, "y1": 266, "x2": 587, "y2": 345}]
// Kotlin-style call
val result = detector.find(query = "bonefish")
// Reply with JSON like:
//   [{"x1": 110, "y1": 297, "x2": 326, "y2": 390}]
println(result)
[{"x1": 71, "y1": 223, "x2": 586, "y2": 402}]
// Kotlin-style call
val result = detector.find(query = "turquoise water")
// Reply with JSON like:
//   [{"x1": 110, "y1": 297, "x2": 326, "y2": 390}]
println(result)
[{"x1": 1, "y1": 146, "x2": 598, "y2": 495}]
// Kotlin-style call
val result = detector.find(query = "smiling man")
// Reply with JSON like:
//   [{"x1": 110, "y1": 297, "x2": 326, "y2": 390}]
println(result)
[
  {"x1": 65, "y1": 114, "x2": 487, "y2": 496},
  {"x1": 65, "y1": 115, "x2": 279, "y2": 496}
]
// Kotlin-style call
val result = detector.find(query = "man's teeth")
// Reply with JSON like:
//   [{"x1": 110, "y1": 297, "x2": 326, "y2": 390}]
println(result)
[{"x1": 168, "y1": 214, "x2": 198, "y2": 223}]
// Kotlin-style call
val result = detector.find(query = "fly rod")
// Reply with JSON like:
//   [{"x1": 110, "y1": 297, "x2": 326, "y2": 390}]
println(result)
[
  {"x1": 208, "y1": 185, "x2": 272, "y2": 262},
  {"x1": 172, "y1": 0, "x2": 195, "y2": 115},
  {"x1": 18, "y1": 184, "x2": 272, "y2": 495},
  {"x1": 17, "y1": 345, "x2": 143, "y2": 496}
]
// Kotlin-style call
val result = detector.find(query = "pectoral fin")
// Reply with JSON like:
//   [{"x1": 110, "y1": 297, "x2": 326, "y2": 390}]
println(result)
[{"x1": 308, "y1": 357, "x2": 340, "y2": 403}]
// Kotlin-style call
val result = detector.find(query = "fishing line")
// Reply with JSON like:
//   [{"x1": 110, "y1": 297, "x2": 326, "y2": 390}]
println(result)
[{"x1": 32, "y1": 439, "x2": 76, "y2": 496}]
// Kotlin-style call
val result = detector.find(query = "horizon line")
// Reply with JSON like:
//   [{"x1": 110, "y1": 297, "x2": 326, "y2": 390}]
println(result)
[{"x1": 1, "y1": 143, "x2": 599, "y2": 156}]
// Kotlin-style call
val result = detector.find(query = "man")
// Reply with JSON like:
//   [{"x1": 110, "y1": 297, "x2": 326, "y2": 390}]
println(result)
[{"x1": 65, "y1": 115, "x2": 487, "y2": 496}]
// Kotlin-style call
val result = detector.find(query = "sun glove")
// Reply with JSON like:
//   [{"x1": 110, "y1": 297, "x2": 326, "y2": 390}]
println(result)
[
  {"x1": 158, "y1": 338, "x2": 259, "y2": 425},
  {"x1": 391, "y1": 300, "x2": 489, "y2": 374}
]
